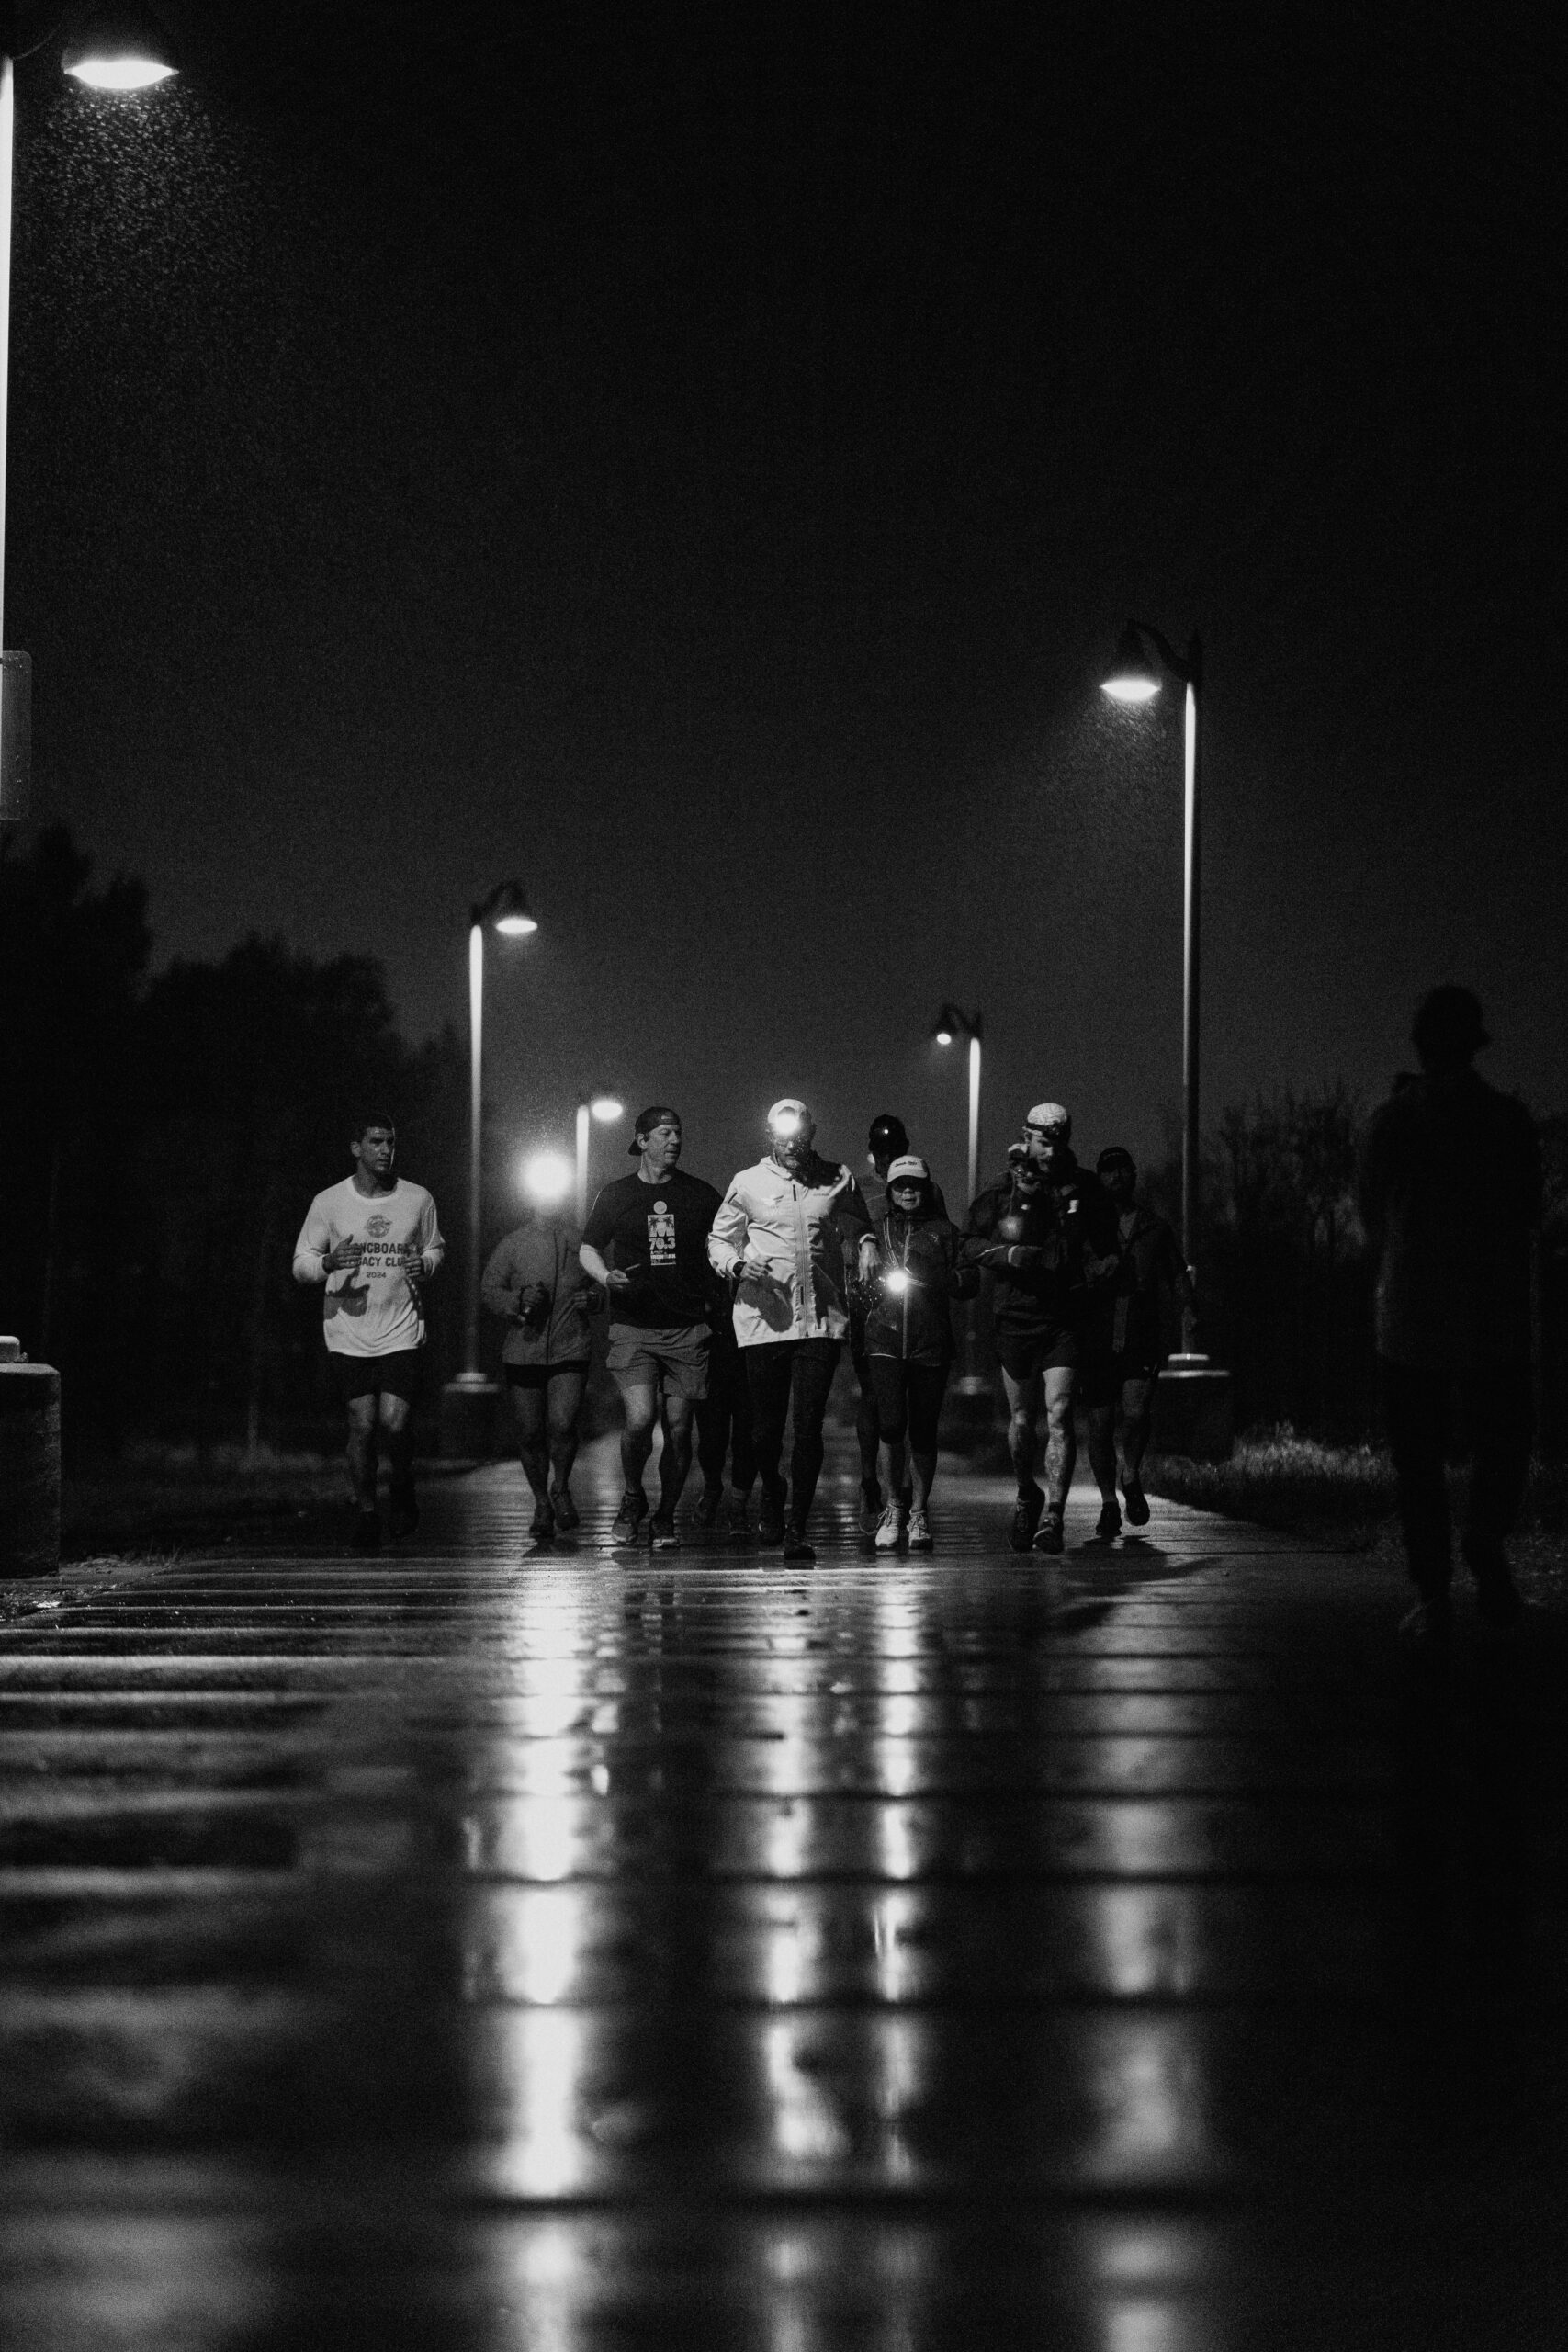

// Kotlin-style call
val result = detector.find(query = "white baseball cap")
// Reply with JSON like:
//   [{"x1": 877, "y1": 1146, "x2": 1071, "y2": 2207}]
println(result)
[
  {"x1": 886, "y1": 1155, "x2": 930, "y2": 1185},
  {"x1": 768, "y1": 1098, "x2": 809, "y2": 1135},
  {"x1": 1024, "y1": 1102, "x2": 1071, "y2": 1136}
]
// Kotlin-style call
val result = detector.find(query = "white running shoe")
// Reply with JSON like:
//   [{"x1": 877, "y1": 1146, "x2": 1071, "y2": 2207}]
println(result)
[
  {"x1": 906, "y1": 1507, "x2": 932, "y2": 1552},
  {"x1": 874, "y1": 1501, "x2": 904, "y2": 1552}
]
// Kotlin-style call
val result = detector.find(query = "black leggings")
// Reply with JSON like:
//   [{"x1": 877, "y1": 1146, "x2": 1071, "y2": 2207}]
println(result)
[
  {"x1": 868, "y1": 1356, "x2": 950, "y2": 1453},
  {"x1": 696, "y1": 1339, "x2": 757, "y2": 1493},
  {"x1": 746, "y1": 1337, "x2": 840, "y2": 1525}
]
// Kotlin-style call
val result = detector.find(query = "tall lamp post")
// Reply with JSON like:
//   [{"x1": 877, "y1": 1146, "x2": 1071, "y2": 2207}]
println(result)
[
  {"x1": 0, "y1": 9, "x2": 177, "y2": 1579},
  {"x1": 931, "y1": 1002, "x2": 983, "y2": 1207},
  {"x1": 1, "y1": 7, "x2": 180, "y2": 816},
  {"x1": 443, "y1": 880, "x2": 536, "y2": 1455},
  {"x1": 1100, "y1": 620, "x2": 1232, "y2": 1455},
  {"x1": 574, "y1": 1092, "x2": 624, "y2": 1227},
  {"x1": 931, "y1": 1002, "x2": 986, "y2": 1405}
]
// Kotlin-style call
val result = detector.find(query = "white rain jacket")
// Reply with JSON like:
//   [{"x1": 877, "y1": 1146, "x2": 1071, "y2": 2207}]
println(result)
[{"x1": 708, "y1": 1153, "x2": 873, "y2": 1347}]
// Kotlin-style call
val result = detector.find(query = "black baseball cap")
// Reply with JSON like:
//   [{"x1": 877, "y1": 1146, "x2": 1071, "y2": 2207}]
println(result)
[{"x1": 629, "y1": 1104, "x2": 682, "y2": 1153}]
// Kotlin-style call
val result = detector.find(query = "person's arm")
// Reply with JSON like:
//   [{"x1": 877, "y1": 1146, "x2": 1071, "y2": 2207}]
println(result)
[
  {"x1": 292, "y1": 1199, "x2": 336, "y2": 1285},
  {"x1": 479, "y1": 1236, "x2": 518, "y2": 1322},
  {"x1": 412, "y1": 1194, "x2": 445, "y2": 1278},
  {"x1": 580, "y1": 1189, "x2": 634, "y2": 1297},
  {"x1": 837, "y1": 1172, "x2": 879, "y2": 1270},
  {"x1": 944, "y1": 1227, "x2": 980, "y2": 1299},
  {"x1": 707, "y1": 1181, "x2": 750, "y2": 1281}
]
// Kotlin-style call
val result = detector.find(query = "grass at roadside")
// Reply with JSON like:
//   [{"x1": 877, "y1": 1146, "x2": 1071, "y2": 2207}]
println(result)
[{"x1": 1143, "y1": 1425, "x2": 1568, "y2": 1602}]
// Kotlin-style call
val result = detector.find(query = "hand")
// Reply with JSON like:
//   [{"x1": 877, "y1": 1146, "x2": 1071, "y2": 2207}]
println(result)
[
  {"x1": 400, "y1": 1243, "x2": 425, "y2": 1296},
  {"x1": 323, "y1": 1239, "x2": 363, "y2": 1275},
  {"x1": 604, "y1": 1267, "x2": 633, "y2": 1291},
  {"x1": 517, "y1": 1281, "x2": 549, "y2": 1323}
]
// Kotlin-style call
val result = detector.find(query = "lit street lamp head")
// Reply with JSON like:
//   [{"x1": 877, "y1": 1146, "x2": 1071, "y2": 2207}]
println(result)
[
  {"x1": 473, "y1": 878, "x2": 536, "y2": 935},
  {"x1": 62, "y1": 6, "x2": 180, "y2": 88},
  {"x1": 1100, "y1": 621, "x2": 1162, "y2": 703},
  {"x1": 590, "y1": 1095, "x2": 624, "y2": 1123}
]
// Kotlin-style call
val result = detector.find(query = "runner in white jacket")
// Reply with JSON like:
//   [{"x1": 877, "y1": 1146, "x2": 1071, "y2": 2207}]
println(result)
[{"x1": 708, "y1": 1099, "x2": 876, "y2": 1560}]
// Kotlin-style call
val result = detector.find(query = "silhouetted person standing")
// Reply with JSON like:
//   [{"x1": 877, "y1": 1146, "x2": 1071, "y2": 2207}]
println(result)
[{"x1": 1359, "y1": 988, "x2": 1540, "y2": 1643}]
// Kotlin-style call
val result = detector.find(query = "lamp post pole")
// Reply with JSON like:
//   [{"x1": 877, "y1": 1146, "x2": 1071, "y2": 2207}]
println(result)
[
  {"x1": 1101, "y1": 622, "x2": 1231, "y2": 1454},
  {"x1": 574, "y1": 1093, "x2": 625, "y2": 1227},
  {"x1": 442, "y1": 882, "x2": 536, "y2": 1453},
  {"x1": 931, "y1": 1002, "x2": 985, "y2": 1397}
]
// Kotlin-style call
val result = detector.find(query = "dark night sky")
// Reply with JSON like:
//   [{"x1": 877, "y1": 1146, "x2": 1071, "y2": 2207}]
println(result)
[{"x1": 11, "y1": 2, "x2": 1565, "y2": 1205}]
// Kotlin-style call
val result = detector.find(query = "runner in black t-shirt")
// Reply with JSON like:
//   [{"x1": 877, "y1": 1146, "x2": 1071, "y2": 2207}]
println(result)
[{"x1": 581, "y1": 1105, "x2": 722, "y2": 1549}]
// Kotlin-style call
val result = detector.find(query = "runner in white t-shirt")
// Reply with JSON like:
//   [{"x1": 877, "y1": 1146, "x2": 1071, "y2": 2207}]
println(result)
[{"x1": 292, "y1": 1117, "x2": 445, "y2": 1549}]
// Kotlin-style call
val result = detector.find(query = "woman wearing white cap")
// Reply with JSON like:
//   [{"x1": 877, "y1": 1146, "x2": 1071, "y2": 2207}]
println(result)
[
  {"x1": 708, "y1": 1100, "x2": 876, "y2": 1560},
  {"x1": 861, "y1": 1156, "x2": 977, "y2": 1551}
]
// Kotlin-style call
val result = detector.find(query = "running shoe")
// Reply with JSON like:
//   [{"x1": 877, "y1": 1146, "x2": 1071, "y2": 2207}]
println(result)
[
  {"x1": 649, "y1": 1514, "x2": 681, "y2": 1552},
  {"x1": 528, "y1": 1500, "x2": 556, "y2": 1539},
  {"x1": 1010, "y1": 1485, "x2": 1044, "y2": 1551},
  {"x1": 782, "y1": 1522, "x2": 816, "y2": 1563},
  {"x1": 727, "y1": 1493, "x2": 751, "y2": 1541},
  {"x1": 351, "y1": 1510, "x2": 381, "y2": 1553},
  {"x1": 757, "y1": 1485, "x2": 787, "y2": 1545},
  {"x1": 1095, "y1": 1497, "x2": 1122, "y2": 1543},
  {"x1": 1122, "y1": 1476, "x2": 1150, "y2": 1527},
  {"x1": 612, "y1": 1490, "x2": 649, "y2": 1542},
  {"x1": 874, "y1": 1500, "x2": 904, "y2": 1552},
  {"x1": 1032, "y1": 1510, "x2": 1065, "y2": 1555},
  {"x1": 549, "y1": 1486, "x2": 580, "y2": 1532},
  {"x1": 695, "y1": 1481, "x2": 725, "y2": 1528},
  {"x1": 859, "y1": 1478, "x2": 883, "y2": 1534},
  {"x1": 906, "y1": 1507, "x2": 933, "y2": 1553}
]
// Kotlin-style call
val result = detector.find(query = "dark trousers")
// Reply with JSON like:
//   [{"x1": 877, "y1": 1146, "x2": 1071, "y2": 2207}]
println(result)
[
  {"x1": 868, "y1": 1355, "x2": 951, "y2": 1453},
  {"x1": 746, "y1": 1337, "x2": 841, "y2": 1527},
  {"x1": 696, "y1": 1335, "x2": 757, "y2": 1494},
  {"x1": 1381, "y1": 1356, "x2": 1532, "y2": 1596}
]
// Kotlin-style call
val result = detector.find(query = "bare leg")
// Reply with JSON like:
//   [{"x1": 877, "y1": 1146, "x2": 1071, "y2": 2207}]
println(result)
[
  {"x1": 507, "y1": 1382, "x2": 550, "y2": 1506},
  {"x1": 1085, "y1": 1402, "x2": 1119, "y2": 1503},
  {"x1": 1120, "y1": 1377, "x2": 1155, "y2": 1483},
  {"x1": 345, "y1": 1396, "x2": 378, "y2": 1511},
  {"x1": 1000, "y1": 1368, "x2": 1043, "y2": 1494},
  {"x1": 547, "y1": 1370, "x2": 587, "y2": 1502},
  {"x1": 656, "y1": 1391, "x2": 696, "y2": 1518},
  {"x1": 1042, "y1": 1367, "x2": 1077, "y2": 1515},
  {"x1": 619, "y1": 1381, "x2": 659, "y2": 1499}
]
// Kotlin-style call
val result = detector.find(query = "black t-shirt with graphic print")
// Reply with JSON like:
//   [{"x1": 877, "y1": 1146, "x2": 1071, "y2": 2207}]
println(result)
[{"x1": 581, "y1": 1169, "x2": 723, "y2": 1329}]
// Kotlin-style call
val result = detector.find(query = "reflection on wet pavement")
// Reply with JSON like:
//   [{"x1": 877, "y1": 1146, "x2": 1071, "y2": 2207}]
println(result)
[{"x1": 4, "y1": 1437, "x2": 1568, "y2": 2346}]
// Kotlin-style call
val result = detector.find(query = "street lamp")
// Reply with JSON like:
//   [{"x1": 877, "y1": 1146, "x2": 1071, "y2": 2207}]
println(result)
[
  {"x1": 0, "y1": 4, "x2": 179, "y2": 821},
  {"x1": 445, "y1": 882, "x2": 536, "y2": 1447},
  {"x1": 574, "y1": 1092, "x2": 624, "y2": 1227},
  {"x1": 1100, "y1": 620, "x2": 1231, "y2": 1451},
  {"x1": 931, "y1": 1002, "x2": 983, "y2": 1206},
  {"x1": 931, "y1": 1002, "x2": 985, "y2": 1399}
]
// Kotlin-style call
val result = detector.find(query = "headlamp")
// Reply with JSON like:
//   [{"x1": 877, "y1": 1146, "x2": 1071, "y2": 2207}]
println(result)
[
  {"x1": 883, "y1": 1268, "x2": 912, "y2": 1295},
  {"x1": 771, "y1": 1109, "x2": 802, "y2": 1138}
]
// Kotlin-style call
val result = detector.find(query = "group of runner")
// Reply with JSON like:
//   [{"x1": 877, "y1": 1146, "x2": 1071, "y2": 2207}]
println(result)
[{"x1": 292, "y1": 1095, "x2": 1193, "y2": 1558}]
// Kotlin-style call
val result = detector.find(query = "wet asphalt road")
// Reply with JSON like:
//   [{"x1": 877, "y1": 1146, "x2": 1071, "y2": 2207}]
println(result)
[{"x1": 3, "y1": 1431, "x2": 1567, "y2": 2348}]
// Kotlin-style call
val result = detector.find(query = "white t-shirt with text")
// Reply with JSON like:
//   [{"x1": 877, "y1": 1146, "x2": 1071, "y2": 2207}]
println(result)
[{"x1": 292, "y1": 1177, "x2": 445, "y2": 1358}]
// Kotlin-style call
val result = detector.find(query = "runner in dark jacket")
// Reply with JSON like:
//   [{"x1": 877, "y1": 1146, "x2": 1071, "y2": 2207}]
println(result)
[
  {"x1": 962, "y1": 1102, "x2": 1121, "y2": 1553},
  {"x1": 1082, "y1": 1147, "x2": 1194, "y2": 1540},
  {"x1": 862, "y1": 1156, "x2": 977, "y2": 1552}
]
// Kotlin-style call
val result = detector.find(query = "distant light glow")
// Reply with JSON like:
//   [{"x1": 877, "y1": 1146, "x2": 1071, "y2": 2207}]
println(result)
[
  {"x1": 1101, "y1": 675, "x2": 1161, "y2": 703},
  {"x1": 494, "y1": 911, "x2": 538, "y2": 935},
  {"x1": 934, "y1": 1029, "x2": 953, "y2": 1046},
  {"x1": 65, "y1": 56, "x2": 176, "y2": 88},
  {"x1": 590, "y1": 1095, "x2": 623, "y2": 1122},
  {"x1": 523, "y1": 1149, "x2": 573, "y2": 1204}
]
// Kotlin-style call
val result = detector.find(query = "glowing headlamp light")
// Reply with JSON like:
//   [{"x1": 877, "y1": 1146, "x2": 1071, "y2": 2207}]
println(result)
[
  {"x1": 883, "y1": 1268, "x2": 912, "y2": 1295},
  {"x1": 771, "y1": 1109, "x2": 802, "y2": 1138}
]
